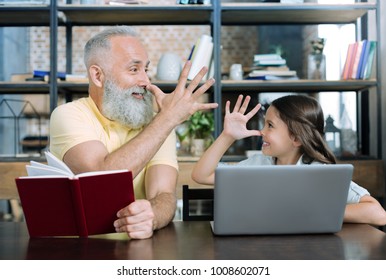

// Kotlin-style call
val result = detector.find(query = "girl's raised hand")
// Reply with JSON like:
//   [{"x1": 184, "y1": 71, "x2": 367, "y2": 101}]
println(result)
[{"x1": 223, "y1": 95, "x2": 262, "y2": 140}]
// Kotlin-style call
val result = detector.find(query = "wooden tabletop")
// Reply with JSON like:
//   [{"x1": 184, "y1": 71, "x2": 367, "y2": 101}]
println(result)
[{"x1": 0, "y1": 221, "x2": 385, "y2": 260}]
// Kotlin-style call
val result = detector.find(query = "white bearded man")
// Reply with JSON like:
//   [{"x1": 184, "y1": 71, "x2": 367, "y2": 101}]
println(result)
[{"x1": 49, "y1": 26, "x2": 218, "y2": 239}]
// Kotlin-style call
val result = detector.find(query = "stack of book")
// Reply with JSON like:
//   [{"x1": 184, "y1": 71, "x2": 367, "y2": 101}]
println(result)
[
  {"x1": 107, "y1": 0, "x2": 149, "y2": 5},
  {"x1": 187, "y1": 34, "x2": 214, "y2": 81},
  {"x1": 31, "y1": 70, "x2": 88, "y2": 82},
  {"x1": 246, "y1": 54, "x2": 298, "y2": 80},
  {"x1": 342, "y1": 40, "x2": 377, "y2": 80}
]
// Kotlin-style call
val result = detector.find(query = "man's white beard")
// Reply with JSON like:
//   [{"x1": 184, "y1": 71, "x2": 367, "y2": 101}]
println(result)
[{"x1": 102, "y1": 79, "x2": 154, "y2": 129}]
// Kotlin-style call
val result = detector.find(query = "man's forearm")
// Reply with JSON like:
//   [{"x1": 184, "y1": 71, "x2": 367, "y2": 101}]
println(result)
[
  {"x1": 149, "y1": 192, "x2": 177, "y2": 230},
  {"x1": 104, "y1": 112, "x2": 177, "y2": 177}
]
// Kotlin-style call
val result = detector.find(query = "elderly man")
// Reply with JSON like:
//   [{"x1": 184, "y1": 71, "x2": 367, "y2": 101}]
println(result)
[{"x1": 49, "y1": 26, "x2": 217, "y2": 239}]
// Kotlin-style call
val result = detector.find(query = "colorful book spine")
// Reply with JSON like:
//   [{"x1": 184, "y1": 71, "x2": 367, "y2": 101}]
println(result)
[
  {"x1": 350, "y1": 40, "x2": 364, "y2": 79},
  {"x1": 355, "y1": 39, "x2": 368, "y2": 79},
  {"x1": 342, "y1": 43, "x2": 357, "y2": 80},
  {"x1": 362, "y1": 41, "x2": 377, "y2": 80}
]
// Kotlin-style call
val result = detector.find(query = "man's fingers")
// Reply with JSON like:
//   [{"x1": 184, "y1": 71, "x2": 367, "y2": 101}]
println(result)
[
  {"x1": 196, "y1": 102, "x2": 218, "y2": 112},
  {"x1": 174, "y1": 60, "x2": 192, "y2": 95},
  {"x1": 186, "y1": 66, "x2": 209, "y2": 93},
  {"x1": 191, "y1": 78, "x2": 215, "y2": 99}
]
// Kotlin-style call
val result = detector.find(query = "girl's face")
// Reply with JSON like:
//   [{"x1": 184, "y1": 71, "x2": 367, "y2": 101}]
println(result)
[{"x1": 260, "y1": 106, "x2": 302, "y2": 165}]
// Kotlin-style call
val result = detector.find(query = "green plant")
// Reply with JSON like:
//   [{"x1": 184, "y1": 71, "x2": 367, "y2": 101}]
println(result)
[{"x1": 187, "y1": 111, "x2": 215, "y2": 140}]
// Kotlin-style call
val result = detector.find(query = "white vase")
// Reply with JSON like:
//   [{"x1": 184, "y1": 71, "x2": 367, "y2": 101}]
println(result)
[
  {"x1": 191, "y1": 139, "x2": 205, "y2": 157},
  {"x1": 157, "y1": 52, "x2": 182, "y2": 81}
]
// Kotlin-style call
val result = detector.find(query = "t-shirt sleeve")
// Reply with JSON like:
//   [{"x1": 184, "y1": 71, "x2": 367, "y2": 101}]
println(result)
[
  {"x1": 49, "y1": 102, "x2": 100, "y2": 160},
  {"x1": 346, "y1": 181, "x2": 370, "y2": 204},
  {"x1": 146, "y1": 129, "x2": 178, "y2": 171}
]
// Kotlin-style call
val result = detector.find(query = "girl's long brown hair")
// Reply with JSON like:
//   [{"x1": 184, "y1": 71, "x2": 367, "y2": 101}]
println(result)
[{"x1": 271, "y1": 95, "x2": 336, "y2": 164}]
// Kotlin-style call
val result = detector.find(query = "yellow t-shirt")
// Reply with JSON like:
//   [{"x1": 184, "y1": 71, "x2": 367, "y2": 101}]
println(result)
[{"x1": 49, "y1": 97, "x2": 178, "y2": 199}]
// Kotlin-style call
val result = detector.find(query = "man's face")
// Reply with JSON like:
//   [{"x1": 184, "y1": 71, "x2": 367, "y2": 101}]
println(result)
[
  {"x1": 102, "y1": 77, "x2": 154, "y2": 129},
  {"x1": 101, "y1": 36, "x2": 153, "y2": 128}
]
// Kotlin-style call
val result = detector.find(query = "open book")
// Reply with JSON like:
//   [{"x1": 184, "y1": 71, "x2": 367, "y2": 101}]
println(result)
[{"x1": 15, "y1": 151, "x2": 135, "y2": 237}]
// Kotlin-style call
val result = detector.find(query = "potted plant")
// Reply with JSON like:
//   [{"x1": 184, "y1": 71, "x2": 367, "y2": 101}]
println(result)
[{"x1": 187, "y1": 111, "x2": 214, "y2": 156}]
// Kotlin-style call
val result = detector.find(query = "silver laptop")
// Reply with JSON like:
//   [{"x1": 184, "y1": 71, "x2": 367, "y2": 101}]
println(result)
[{"x1": 211, "y1": 164, "x2": 353, "y2": 235}]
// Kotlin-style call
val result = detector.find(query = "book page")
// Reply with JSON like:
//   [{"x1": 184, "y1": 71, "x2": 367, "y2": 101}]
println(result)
[
  {"x1": 24, "y1": 151, "x2": 130, "y2": 178},
  {"x1": 75, "y1": 169, "x2": 130, "y2": 178},
  {"x1": 45, "y1": 151, "x2": 74, "y2": 176},
  {"x1": 26, "y1": 164, "x2": 71, "y2": 177}
]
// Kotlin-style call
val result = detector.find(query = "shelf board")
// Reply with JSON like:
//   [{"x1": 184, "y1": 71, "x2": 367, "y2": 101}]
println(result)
[
  {"x1": 221, "y1": 79, "x2": 377, "y2": 93},
  {"x1": 57, "y1": 81, "x2": 183, "y2": 94},
  {"x1": 58, "y1": 4, "x2": 213, "y2": 26},
  {"x1": 0, "y1": 82, "x2": 50, "y2": 94},
  {"x1": 221, "y1": 3, "x2": 376, "y2": 25},
  {"x1": 1, "y1": 80, "x2": 376, "y2": 95},
  {"x1": 0, "y1": 5, "x2": 51, "y2": 26}
]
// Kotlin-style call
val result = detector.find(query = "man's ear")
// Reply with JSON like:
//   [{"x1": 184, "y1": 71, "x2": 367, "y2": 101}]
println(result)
[{"x1": 89, "y1": 65, "x2": 104, "y2": 88}]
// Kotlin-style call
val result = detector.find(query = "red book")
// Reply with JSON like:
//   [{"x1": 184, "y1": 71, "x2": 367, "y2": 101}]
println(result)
[
  {"x1": 15, "y1": 152, "x2": 135, "y2": 237},
  {"x1": 342, "y1": 43, "x2": 356, "y2": 80},
  {"x1": 350, "y1": 41, "x2": 364, "y2": 79}
]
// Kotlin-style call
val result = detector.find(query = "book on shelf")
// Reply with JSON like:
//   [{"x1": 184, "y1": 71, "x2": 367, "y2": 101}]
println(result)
[
  {"x1": 33, "y1": 70, "x2": 66, "y2": 80},
  {"x1": 253, "y1": 53, "x2": 286, "y2": 67},
  {"x1": 108, "y1": 0, "x2": 149, "y2": 5},
  {"x1": 350, "y1": 40, "x2": 365, "y2": 80},
  {"x1": 342, "y1": 43, "x2": 357, "y2": 80},
  {"x1": 178, "y1": 0, "x2": 211, "y2": 4},
  {"x1": 362, "y1": 41, "x2": 377, "y2": 80},
  {"x1": 342, "y1": 40, "x2": 376, "y2": 80},
  {"x1": 246, "y1": 75, "x2": 299, "y2": 81},
  {"x1": 246, "y1": 63, "x2": 297, "y2": 80},
  {"x1": 187, "y1": 34, "x2": 214, "y2": 81},
  {"x1": 355, "y1": 40, "x2": 369, "y2": 79},
  {"x1": 63, "y1": 74, "x2": 89, "y2": 83},
  {"x1": 15, "y1": 151, "x2": 135, "y2": 237},
  {"x1": 248, "y1": 70, "x2": 297, "y2": 77},
  {"x1": 32, "y1": 70, "x2": 89, "y2": 82}
]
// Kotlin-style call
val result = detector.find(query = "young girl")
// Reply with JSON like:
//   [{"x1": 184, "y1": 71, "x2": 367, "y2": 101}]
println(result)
[{"x1": 192, "y1": 94, "x2": 386, "y2": 226}]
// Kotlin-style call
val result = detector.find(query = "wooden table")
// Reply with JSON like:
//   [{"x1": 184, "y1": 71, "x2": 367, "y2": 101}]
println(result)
[{"x1": 0, "y1": 221, "x2": 385, "y2": 260}]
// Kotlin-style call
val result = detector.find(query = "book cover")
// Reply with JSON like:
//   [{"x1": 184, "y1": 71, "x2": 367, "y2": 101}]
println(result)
[
  {"x1": 15, "y1": 151, "x2": 135, "y2": 237},
  {"x1": 341, "y1": 43, "x2": 355, "y2": 80},
  {"x1": 187, "y1": 34, "x2": 213, "y2": 80},
  {"x1": 253, "y1": 53, "x2": 283, "y2": 62},
  {"x1": 345, "y1": 42, "x2": 358, "y2": 80},
  {"x1": 362, "y1": 41, "x2": 377, "y2": 80},
  {"x1": 253, "y1": 59, "x2": 286, "y2": 67},
  {"x1": 248, "y1": 70, "x2": 297, "y2": 77},
  {"x1": 355, "y1": 39, "x2": 368, "y2": 79},
  {"x1": 350, "y1": 40, "x2": 364, "y2": 79}
]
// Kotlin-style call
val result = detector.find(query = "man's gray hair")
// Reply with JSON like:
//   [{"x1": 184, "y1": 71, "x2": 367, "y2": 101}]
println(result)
[{"x1": 83, "y1": 26, "x2": 138, "y2": 68}]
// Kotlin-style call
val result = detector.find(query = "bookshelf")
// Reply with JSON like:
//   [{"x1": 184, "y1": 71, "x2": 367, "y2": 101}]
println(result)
[
  {"x1": 0, "y1": 2, "x2": 381, "y2": 158},
  {"x1": 0, "y1": 1, "x2": 384, "y2": 206}
]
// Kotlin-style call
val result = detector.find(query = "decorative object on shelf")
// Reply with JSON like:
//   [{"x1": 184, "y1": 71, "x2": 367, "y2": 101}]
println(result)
[
  {"x1": 156, "y1": 52, "x2": 182, "y2": 81},
  {"x1": 0, "y1": 99, "x2": 44, "y2": 156},
  {"x1": 229, "y1": 63, "x2": 243, "y2": 80},
  {"x1": 308, "y1": 37, "x2": 326, "y2": 80},
  {"x1": 325, "y1": 115, "x2": 341, "y2": 156},
  {"x1": 340, "y1": 105, "x2": 357, "y2": 157},
  {"x1": 175, "y1": 122, "x2": 190, "y2": 156},
  {"x1": 187, "y1": 111, "x2": 214, "y2": 157}
]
